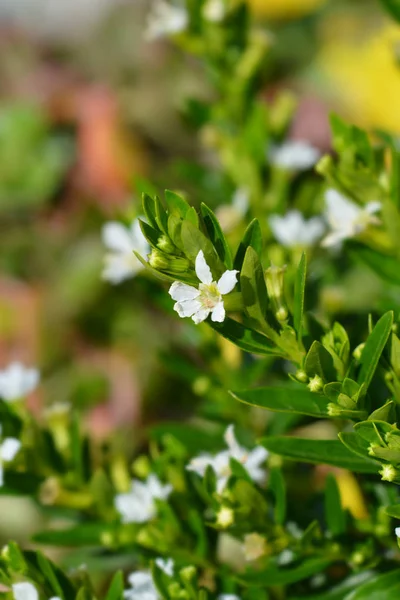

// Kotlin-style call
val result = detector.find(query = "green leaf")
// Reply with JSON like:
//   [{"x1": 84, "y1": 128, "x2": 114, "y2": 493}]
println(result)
[
  {"x1": 164, "y1": 189, "x2": 190, "y2": 217},
  {"x1": 240, "y1": 246, "x2": 270, "y2": 333},
  {"x1": 201, "y1": 203, "x2": 233, "y2": 268},
  {"x1": 261, "y1": 437, "x2": 380, "y2": 473},
  {"x1": 142, "y1": 193, "x2": 160, "y2": 231},
  {"x1": 239, "y1": 557, "x2": 332, "y2": 586},
  {"x1": 293, "y1": 252, "x2": 307, "y2": 339},
  {"x1": 139, "y1": 219, "x2": 160, "y2": 248},
  {"x1": 37, "y1": 552, "x2": 64, "y2": 599},
  {"x1": 353, "y1": 420, "x2": 393, "y2": 445},
  {"x1": 234, "y1": 218, "x2": 262, "y2": 271},
  {"x1": 269, "y1": 467, "x2": 286, "y2": 525},
  {"x1": 33, "y1": 523, "x2": 115, "y2": 546},
  {"x1": 230, "y1": 386, "x2": 329, "y2": 418},
  {"x1": 391, "y1": 333, "x2": 400, "y2": 377},
  {"x1": 358, "y1": 311, "x2": 393, "y2": 391},
  {"x1": 385, "y1": 504, "x2": 400, "y2": 518},
  {"x1": 343, "y1": 569, "x2": 400, "y2": 600},
  {"x1": 325, "y1": 474, "x2": 346, "y2": 536},
  {"x1": 304, "y1": 341, "x2": 336, "y2": 382},
  {"x1": 381, "y1": 0, "x2": 400, "y2": 23},
  {"x1": 338, "y1": 432, "x2": 376, "y2": 462},
  {"x1": 210, "y1": 317, "x2": 282, "y2": 356},
  {"x1": 368, "y1": 400, "x2": 396, "y2": 422},
  {"x1": 180, "y1": 220, "x2": 222, "y2": 276},
  {"x1": 105, "y1": 571, "x2": 124, "y2": 600},
  {"x1": 290, "y1": 572, "x2": 376, "y2": 600}
]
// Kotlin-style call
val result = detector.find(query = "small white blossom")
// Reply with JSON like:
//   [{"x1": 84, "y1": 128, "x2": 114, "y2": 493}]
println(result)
[
  {"x1": 0, "y1": 424, "x2": 21, "y2": 487},
  {"x1": 169, "y1": 251, "x2": 238, "y2": 325},
  {"x1": 102, "y1": 219, "x2": 149, "y2": 284},
  {"x1": 395, "y1": 526, "x2": 400, "y2": 538},
  {"x1": 0, "y1": 362, "x2": 39, "y2": 402},
  {"x1": 322, "y1": 189, "x2": 381, "y2": 248},
  {"x1": 216, "y1": 188, "x2": 249, "y2": 232},
  {"x1": 269, "y1": 210, "x2": 325, "y2": 247},
  {"x1": 203, "y1": 0, "x2": 225, "y2": 21},
  {"x1": 187, "y1": 424, "x2": 268, "y2": 494},
  {"x1": 155, "y1": 557, "x2": 174, "y2": 576},
  {"x1": 114, "y1": 474, "x2": 172, "y2": 524},
  {"x1": 123, "y1": 572, "x2": 158, "y2": 600},
  {"x1": 12, "y1": 582, "x2": 61, "y2": 600},
  {"x1": 146, "y1": 1, "x2": 188, "y2": 40},
  {"x1": 218, "y1": 596, "x2": 241, "y2": 600},
  {"x1": 269, "y1": 140, "x2": 321, "y2": 171}
]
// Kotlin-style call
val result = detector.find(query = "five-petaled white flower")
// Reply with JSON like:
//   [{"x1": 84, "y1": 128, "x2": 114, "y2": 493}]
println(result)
[
  {"x1": 146, "y1": 1, "x2": 188, "y2": 40},
  {"x1": 0, "y1": 424, "x2": 21, "y2": 487},
  {"x1": 186, "y1": 424, "x2": 268, "y2": 494},
  {"x1": 269, "y1": 140, "x2": 321, "y2": 171},
  {"x1": 101, "y1": 219, "x2": 149, "y2": 284},
  {"x1": 169, "y1": 251, "x2": 238, "y2": 325},
  {"x1": 322, "y1": 189, "x2": 381, "y2": 248},
  {"x1": 114, "y1": 474, "x2": 172, "y2": 524},
  {"x1": 216, "y1": 188, "x2": 249, "y2": 233},
  {"x1": 0, "y1": 362, "x2": 39, "y2": 402},
  {"x1": 269, "y1": 210, "x2": 325, "y2": 247},
  {"x1": 12, "y1": 581, "x2": 61, "y2": 600},
  {"x1": 124, "y1": 560, "x2": 173, "y2": 600}
]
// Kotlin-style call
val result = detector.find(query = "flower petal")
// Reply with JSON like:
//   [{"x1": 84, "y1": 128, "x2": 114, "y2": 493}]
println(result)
[
  {"x1": 102, "y1": 222, "x2": 134, "y2": 253},
  {"x1": 211, "y1": 301, "x2": 225, "y2": 322},
  {"x1": 192, "y1": 307, "x2": 210, "y2": 324},
  {"x1": 12, "y1": 583, "x2": 39, "y2": 600},
  {"x1": 131, "y1": 219, "x2": 150, "y2": 255},
  {"x1": 1, "y1": 437, "x2": 21, "y2": 462},
  {"x1": 195, "y1": 251, "x2": 213, "y2": 284},
  {"x1": 169, "y1": 281, "x2": 200, "y2": 301},
  {"x1": 174, "y1": 299, "x2": 202, "y2": 318},
  {"x1": 217, "y1": 270, "x2": 238, "y2": 295}
]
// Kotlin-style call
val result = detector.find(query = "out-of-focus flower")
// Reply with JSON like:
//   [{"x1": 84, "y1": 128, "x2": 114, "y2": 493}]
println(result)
[
  {"x1": 0, "y1": 363, "x2": 39, "y2": 402},
  {"x1": 114, "y1": 474, "x2": 172, "y2": 523},
  {"x1": 123, "y1": 572, "x2": 158, "y2": 600},
  {"x1": 203, "y1": 0, "x2": 225, "y2": 21},
  {"x1": 247, "y1": 0, "x2": 326, "y2": 20},
  {"x1": 155, "y1": 558, "x2": 174, "y2": 575},
  {"x1": 0, "y1": 425, "x2": 21, "y2": 487},
  {"x1": 146, "y1": 1, "x2": 188, "y2": 40},
  {"x1": 216, "y1": 188, "x2": 249, "y2": 233},
  {"x1": 218, "y1": 595, "x2": 241, "y2": 600},
  {"x1": 12, "y1": 582, "x2": 61, "y2": 600},
  {"x1": 395, "y1": 527, "x2": 400, "y2": 538},
  {"x1": 322, "y1": 189, "x2": 381, "y2": 248},
  {"x1": 242, "y1": 532, "x2": 267, "y2": 561},
  {"x1": 319, "y1": 23, "x2": 400, "y2": 133},
  {"x1": 269, "y1": 210, "x2": 325, "y2": 247},
  {"x1": 269, "y1": 140, "x2": 321, "y2": 171},
  {"x1": 102, "y1": 219, "x2": 149, "y2": 284},
  {"x1": 187, "y1": 424, "x2": 268, "y2": 493},
  {"x1": 169, "y1": 251, "x2": 238, "y2": 324}
]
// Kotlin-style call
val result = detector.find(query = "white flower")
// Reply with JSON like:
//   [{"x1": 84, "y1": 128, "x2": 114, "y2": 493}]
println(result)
[
  {"x1": 186, "y1": 424, "x2": 268, "y2": 494},
  {"x1": 216, "y1": 188, "x2": 249, "y2": 233},
  {"x1": 322, "y1": 189, "x2": 381, "y2": 248},
  {"x1": 395, "y1": 526, "x2": 400, "y2": 538},
  {"x1": 114, "y1": 474, "x2": 172, "y2": 524},
  {"x1": 0, "y1": 424, "x2": 21, "y2": 487},
  {"x1": 269, "y1": 210, "x2": 325, "y2": 247},
  {"x1": 102, "y1": 219, "x2": 149, "y2": 284},
  {"x1": 12, "y1": 582, "x2": 61, "y2": 600},
  {"x1": 155, "y1": 558, "x2": 174, "y2": 576},
  {"x1": 0, "y1": 362, "x2": 39, "y2": 402},
  {"x1": 218, "y1": 596, "x2": 241, "y2": 600},
  {"x1": 146, "y1": 1, "x2": 188, "y2": 40},
  {"x1": 169, "y1": 251, "x2": 238, "y2": 325},
  {"x1": 203, "y1": 0, "x2": 225, "y2": 21},
  {"x1": 269, "y1": 140, "x2": 321, "y2": 171},
  {"x1": 123, "y1": 572, "x2": 158, "y2": 600}
]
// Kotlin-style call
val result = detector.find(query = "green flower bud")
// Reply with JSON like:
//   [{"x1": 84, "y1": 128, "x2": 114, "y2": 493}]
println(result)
[
  {"x1": 216, "y1": 506, "x2": 234, "y2": 528},
  {"x1": 295, "y1": 369, "x2": 308, "y2": 383},
  {"x1": 179, "y1": 565, "x2": 196, "y2": 582},
  {"x1": 149, "y1": 249, "x2": 170, "y2": 270},
  {"x1": 353, "y1": 343, "x2": 365, "y2": 361},
  {"x1": 265, "y1": 265, "x2": 288, "y2": 322},
  {"x1": 157, "y1": 235, "x2": 175, "y2": 254},
  {"x1": 379, "y1": 464, "x2": 398, "y2": 482},
  {"x1": 308, "y1": 375, "x2": 323, "y2": 393}
]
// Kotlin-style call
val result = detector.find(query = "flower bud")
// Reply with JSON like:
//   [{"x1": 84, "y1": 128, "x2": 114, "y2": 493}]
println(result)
[
  {"x1": 243, "y1": 532, "x2": 268, "y2": 561},
  {"x1": 216, "y1": 506, "x2": 234, "y2": 528},
  {"x1": 295, "y1": 369, "x2": 308, "y2": 383},
  {"x1": 149, "y1": 249, "x2": 170, "y2": 270},
  {"x1": 353, "y1": 343, "x2": 365, "y2": 361},
  {"x1": 265, "y1": 265, "x2": 288, "y2": 322},
  {"x1": 379, "y1": 464, "x2": 398, "y2": 482},
  {"x1": 308, "y1": 375, "x2": 323, "y2": 393},
  {"x1": 157, "y1": 235, "x2": 175, "y2": 254},
  {"x1": 179, "y1": 565, "x2": 196, "y2": 582}
]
